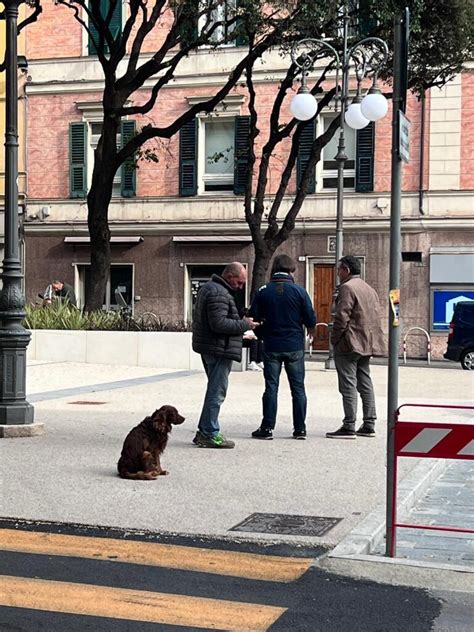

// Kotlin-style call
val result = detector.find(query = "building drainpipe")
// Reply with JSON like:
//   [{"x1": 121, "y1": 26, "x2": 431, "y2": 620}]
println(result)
[{"x1": 418, "y1": 89, "x2": 426, "y2": 215}]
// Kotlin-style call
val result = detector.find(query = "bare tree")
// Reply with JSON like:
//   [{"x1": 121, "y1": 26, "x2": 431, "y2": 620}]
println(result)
[{"x1": 4, "y1": 1, "x2": 472, "y2": 305}]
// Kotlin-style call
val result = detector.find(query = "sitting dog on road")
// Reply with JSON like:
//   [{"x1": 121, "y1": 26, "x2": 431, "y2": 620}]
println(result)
[{"x1": 117, "y1": 405, "x2": 185, "y2": 480}]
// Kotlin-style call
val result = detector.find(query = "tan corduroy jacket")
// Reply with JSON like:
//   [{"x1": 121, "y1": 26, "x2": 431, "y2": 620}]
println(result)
[{"x1": 331, "y1": 275, "x2": 385, "y2": 356}]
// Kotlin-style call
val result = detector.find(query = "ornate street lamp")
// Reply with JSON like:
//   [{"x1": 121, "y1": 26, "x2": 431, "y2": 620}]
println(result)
[
  {"x1": 0, "y1": 0, "x2": 39, "y2": 435},
  {"x1": 290, "y1": 9, "x2": 388, "y2": 367}
]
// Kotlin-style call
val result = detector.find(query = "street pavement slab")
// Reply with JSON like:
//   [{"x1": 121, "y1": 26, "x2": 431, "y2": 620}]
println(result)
[{"x1": 1, "y1": 361, "x2": 473, "y2": 559}]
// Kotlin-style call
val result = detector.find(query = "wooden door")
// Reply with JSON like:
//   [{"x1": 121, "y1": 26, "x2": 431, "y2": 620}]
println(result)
[{"x1": 312, "y1": 264, "x2": 335, "y2": 351}]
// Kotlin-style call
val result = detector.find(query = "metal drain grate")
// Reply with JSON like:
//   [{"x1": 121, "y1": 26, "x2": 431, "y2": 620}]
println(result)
[
  {"x1": 229, "y1": 513, "x2": 342, "y2": 537},
  {"x1": 68, "y1": 401, "x2": 107, "y2": 405}
]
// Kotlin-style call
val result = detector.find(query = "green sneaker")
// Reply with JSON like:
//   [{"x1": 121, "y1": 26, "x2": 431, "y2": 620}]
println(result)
[{"x1": 196, "y1": 433, "x2": 235, "y2": 449}]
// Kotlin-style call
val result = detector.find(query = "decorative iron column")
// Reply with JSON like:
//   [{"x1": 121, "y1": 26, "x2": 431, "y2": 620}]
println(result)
[{"x1": 0, "y1": 0, "x2": 34, "y2": 428}]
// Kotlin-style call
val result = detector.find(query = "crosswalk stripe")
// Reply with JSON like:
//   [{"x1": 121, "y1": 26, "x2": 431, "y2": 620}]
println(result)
[
  {"x1": 0, "y1": 529, "x2": 311, "y2": 582},
  {"x1": 0, "y1": 575, "x2": 286, "y2": 631}
]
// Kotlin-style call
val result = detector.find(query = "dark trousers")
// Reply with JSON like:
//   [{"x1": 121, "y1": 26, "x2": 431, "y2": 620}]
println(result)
[
  {"x1": 334, "y1": 352, "x2": 377, "y2": 430},
  {"x1": 249, "y1": 339, "x2": 264, "y2": 363},
  {"x1": 261, "y1": 349, "x2": 307, "y2": 432}
]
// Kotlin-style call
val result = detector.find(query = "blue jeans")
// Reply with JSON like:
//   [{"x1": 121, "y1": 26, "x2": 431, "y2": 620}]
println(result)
[
  {"x1": 261, "y1": 349, "x2": 307, "y2": 432},
  {"x1": 198, "y1": 355, "x2": 234, "y2": 438}
]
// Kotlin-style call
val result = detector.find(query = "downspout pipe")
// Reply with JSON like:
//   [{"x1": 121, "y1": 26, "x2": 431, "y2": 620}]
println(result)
[{"x1": 418, "y1": 89, "x2": 426, "y2": 215}]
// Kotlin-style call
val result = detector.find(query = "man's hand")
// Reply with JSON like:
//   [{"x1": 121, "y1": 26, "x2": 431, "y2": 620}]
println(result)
[{"x1": 244, "y1": 317, "x2": 260, "y2": 330}]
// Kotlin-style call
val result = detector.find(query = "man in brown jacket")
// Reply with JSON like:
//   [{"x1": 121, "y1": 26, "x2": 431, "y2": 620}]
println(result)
[{"x1": 326, "y1": 256, "x2": 384, "y2": 439}]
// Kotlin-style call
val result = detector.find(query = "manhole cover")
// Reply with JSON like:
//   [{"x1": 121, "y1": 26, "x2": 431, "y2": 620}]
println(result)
[
  {"x1": 229, "y1": 513, "x2": 342, "y2": 537},
  {"x1": 68, "y1": 401, "x2": 107, "y2": 405}
]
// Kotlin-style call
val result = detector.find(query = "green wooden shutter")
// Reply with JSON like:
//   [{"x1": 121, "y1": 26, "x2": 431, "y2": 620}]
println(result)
[
  {"x1": 235, "y1": 0, "x2": 249, "y2": 47},
  {"x1": 178, "y1": 0, "x2": 199, "y2": 48},
  {"x1": 296, "y1": 119, "x2": 316, "y2": 194},
  {"x1": 355, "y1": 122, "x2": 375, "y2": 192},
  {"x1": 121, "y1": 120, "x2": 136, "y2": 198},
  {"x1": 88, "y1": 0, "x2": 122, "y2": 56},
  {"x1": 179, "y1": 118, "x2": 198, "y2": 196},
  {"x1": 233, "y1": 115, "x2": 250, "y2": 195},
  {"x1": 69, "y1": 122, "x2": 88, "y2": 198},
  {"x1": 358, "y1": 0, "x2": 377, "y2": 35}
]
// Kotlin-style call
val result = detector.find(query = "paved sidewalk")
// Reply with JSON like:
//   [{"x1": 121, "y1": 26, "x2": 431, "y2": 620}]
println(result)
[
  {"x1": 1, "y1": 360, "x2": 473, "y2": 561},
  {"x1": 375, "y1": 460, "x2": 473, "y2": 566}
]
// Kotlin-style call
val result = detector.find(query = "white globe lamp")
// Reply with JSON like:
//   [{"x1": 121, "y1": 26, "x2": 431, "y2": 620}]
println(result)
[
  {"x1": 345, "y1": 101, "x2": 370, "y2": 130},
  {"x1": 290, "y1": 88, "x2": 318, "y2": 121},
  {"x1": 361, "y1": 87, "x2": 388, "y2": 121}
]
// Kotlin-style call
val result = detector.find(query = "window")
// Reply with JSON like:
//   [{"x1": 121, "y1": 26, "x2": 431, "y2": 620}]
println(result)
[
  {"x1": 88, "y1": 0, "x2": 122, "y2": 56},
  {"x1": 341, "y1": 1, "x2": 377, "y2": 39},
  {"x1": 89, "y1": 122, "x2": 121, "y2": 197},
  {"x1": 179, "y1": 113, "x2": 249, "y2": 197},
  {"x1": 199, "y1": 0, "x2": 237, "y2": 45},
  {"x1": 202, "y1": 120, "x2": 235, "y2": 192},
  {"x1": 318, "y1": 116, "x2": 375, "y2": 192},
  {"x1": 69, "y1": 119, "x2": 136, "y2": 198},
  {"x1": 321, "y1": 117, "x2": 356, "y2": 190},
  {"x1": 429, "y1": 250, "x2": 474, "y2": 331},
  {"x1": 186, "y1": 264, "x2": 246, "y2": 321},
  {"x1": 75, "y1": 263, "x2": 134, "y2": 311}
]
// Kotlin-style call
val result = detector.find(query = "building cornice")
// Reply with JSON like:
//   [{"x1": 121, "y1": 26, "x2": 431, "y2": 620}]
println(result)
[{"x1": 22, "y1": 215, "x2": 474, "y2": 237}]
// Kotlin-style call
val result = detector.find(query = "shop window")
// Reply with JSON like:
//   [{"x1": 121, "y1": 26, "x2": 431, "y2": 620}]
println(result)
[{"x1": 75, "y1": 263, "x2": 134, "y2": 311}]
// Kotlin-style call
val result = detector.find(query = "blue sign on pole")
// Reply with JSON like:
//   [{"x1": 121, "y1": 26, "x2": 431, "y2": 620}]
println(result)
[{"x1": 432, "y1": 290, "x2": 474, "y2": 330}]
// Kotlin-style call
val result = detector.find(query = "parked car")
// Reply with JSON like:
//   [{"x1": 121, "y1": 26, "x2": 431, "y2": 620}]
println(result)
[{"x1": 444, "y1": 301, "x2": 474, "y2": 370}]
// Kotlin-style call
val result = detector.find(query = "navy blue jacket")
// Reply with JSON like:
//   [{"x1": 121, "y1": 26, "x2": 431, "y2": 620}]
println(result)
[{"x1": 249, "y1": 273, "x2": 317, "y2": 352}]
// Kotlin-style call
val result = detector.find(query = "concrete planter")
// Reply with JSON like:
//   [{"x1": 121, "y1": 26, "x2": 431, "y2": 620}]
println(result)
[{"x1": 27, "y1": 330, "x2": 244, "y2": 371}]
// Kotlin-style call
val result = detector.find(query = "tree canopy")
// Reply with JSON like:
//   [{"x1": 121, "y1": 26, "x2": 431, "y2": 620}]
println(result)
[{"x1": 5, "y1": 0, "x2": 474, "y2": 306}]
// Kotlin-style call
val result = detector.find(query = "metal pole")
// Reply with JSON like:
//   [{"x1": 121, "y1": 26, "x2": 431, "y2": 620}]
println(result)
[
  {"x1": 386, "y1": 9, "x2": 409, "y2": 556},
  {"x1": 0, "y1": 0, "x2": 34, "y2": 429},
  {"x1": 325, "y1": 7, "x2": 348, "y2": 371}
]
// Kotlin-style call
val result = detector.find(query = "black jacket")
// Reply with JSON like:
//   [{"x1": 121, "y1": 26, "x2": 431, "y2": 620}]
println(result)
[{"x1": 192, "y1": 275, "x2": 248, "y2": 361}]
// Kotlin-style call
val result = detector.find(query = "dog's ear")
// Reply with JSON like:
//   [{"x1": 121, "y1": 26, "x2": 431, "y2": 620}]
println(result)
[{"x1": 152, "y1": 408, "x2": 172, "y2": 433}]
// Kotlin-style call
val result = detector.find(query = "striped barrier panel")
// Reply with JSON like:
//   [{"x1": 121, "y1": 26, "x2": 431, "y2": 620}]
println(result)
[{"x1": 389, "y1": 403, "x2": 474, "y2": 557}]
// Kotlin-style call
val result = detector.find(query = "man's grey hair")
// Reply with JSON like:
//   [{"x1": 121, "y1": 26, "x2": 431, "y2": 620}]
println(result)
[
  {"x1": 222, "y1": 262, "x2": 245, "y2": 278},
  {"x1": 339, "y1": 256, "x2": 361, "y2": 275}
]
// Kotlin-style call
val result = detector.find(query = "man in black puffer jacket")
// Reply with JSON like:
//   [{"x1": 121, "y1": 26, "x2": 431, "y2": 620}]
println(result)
[{"x1": 192, "y1": 262, "x2": 259, "y2": 449}]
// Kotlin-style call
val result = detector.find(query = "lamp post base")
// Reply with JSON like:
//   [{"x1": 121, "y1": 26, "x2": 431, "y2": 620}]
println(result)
[
  {"x1": 0, "y1": 420, "x2": 44, "y2": 438},
  {"x1": 0, "y1": 328, "x2": 35, "y2": 426}
]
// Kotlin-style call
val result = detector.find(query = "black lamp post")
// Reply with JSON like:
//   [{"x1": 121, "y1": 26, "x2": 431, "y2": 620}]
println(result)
[
  {"x1": 0, "y1": 0, "x2": 36, "y2": 434},
  {"x1": 290, "y1": 12, "x2": 388, "y2": 366}
]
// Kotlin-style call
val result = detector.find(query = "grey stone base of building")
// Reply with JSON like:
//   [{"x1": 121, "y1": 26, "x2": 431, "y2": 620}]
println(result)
[{"x1": 0, "y1": 422, "x2": 45, "y2": 438}]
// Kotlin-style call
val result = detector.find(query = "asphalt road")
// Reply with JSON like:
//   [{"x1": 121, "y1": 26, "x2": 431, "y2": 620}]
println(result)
[{"x1": 0, "y1": 521, "x2": 444, "y2": 632}]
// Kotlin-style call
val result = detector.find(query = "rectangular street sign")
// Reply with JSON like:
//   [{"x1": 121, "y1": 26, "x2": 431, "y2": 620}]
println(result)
[{"x1": 399, "y1": 111, "x2": 410, "y2": 162}]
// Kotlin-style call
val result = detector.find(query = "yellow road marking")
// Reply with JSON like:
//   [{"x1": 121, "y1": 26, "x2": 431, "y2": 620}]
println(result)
[
  {"x1": 0, "y1": 575, "x2": 285, "y2": 631},
  {"x1": 0, "y1": 529, "x2": 311, "y2": 582}
]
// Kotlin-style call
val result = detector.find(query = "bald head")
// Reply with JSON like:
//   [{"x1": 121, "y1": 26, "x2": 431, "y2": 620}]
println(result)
[{"x1": 222, "y1": 262, "x2": 247, "y2": 291}]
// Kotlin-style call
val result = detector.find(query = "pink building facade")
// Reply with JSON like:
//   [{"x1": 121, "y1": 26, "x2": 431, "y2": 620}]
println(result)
[{"x1": 23, "y1": 2, "x2": 474, "y2": 358}]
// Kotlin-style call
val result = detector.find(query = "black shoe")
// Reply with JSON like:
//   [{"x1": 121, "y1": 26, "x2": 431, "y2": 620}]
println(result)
[
  {"x1": 251, "y1": 427, "x2": 273, "y2": 440},
  {"x1": 192, "y1": 431, "x2": 202, "y2": 445},
  {"x1": 293, "y1": 430, "x2": 307, "y2": 440},
  {"x1": 326, "y1": 426, "x2": 356, "y2": 439},
  {"x1": 356, "y1": 425, "x2": 376, "y2": 437}
]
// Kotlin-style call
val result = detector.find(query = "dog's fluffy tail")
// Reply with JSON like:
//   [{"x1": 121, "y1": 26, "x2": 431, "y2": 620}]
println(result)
[{"x1": 119, "y1": 471, "x2": 157, "y2": 480}]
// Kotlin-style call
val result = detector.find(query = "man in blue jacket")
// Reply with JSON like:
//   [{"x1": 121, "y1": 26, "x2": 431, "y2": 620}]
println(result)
[{"x1": 249, "y1": 255, "x2": 317, "y2": 440}]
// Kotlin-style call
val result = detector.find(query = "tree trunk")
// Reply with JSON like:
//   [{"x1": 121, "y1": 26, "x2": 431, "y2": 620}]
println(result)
[
  {"x1": 85, "y1": 184, "x2": 112, "y2": 311},
  {"x1": 250, "y1": 246, "x2": 274, "y2": 299},
  {"x1": 84, "y1": 115, "x2": 120, "y2": 311}
]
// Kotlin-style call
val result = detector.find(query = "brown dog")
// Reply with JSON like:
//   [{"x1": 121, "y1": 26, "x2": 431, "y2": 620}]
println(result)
[{"x1": 117, "y1": 405, "x2": 185, "y2": 480}]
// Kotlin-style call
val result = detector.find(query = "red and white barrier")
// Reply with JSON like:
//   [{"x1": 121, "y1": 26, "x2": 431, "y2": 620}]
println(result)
[{"x1": 389, "y1": 403, "x2": 474, "y2": 557}]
